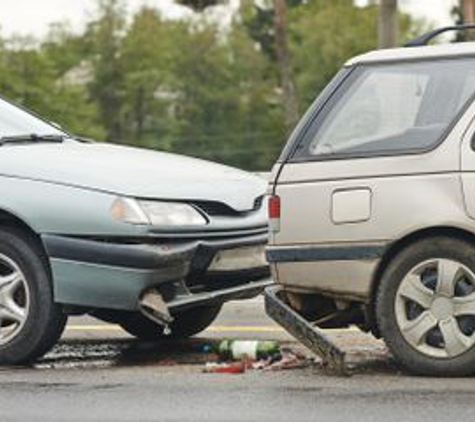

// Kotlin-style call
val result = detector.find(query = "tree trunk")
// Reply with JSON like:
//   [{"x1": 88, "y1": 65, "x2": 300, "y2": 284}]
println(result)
[
  {"x1": 273, "y1": 0, "x2": 299, "y2": 132},
  {"x1": 462, "y1": 0, "x2": 475, "y2": 22},
  {"x1": 462, "y1": 0, "x2": 475, "y2": 40},
  {"x1": 378, "y1": 0, "x2": 399, "y2": 49}
]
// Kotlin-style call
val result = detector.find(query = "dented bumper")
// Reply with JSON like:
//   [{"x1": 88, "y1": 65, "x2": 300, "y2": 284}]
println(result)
[
  {"x1": 43, "y1": 232, "x2": 270, "y2": 311},
  {"x1": 265, "y1": 285, "x2": 347, "y2": 374}
]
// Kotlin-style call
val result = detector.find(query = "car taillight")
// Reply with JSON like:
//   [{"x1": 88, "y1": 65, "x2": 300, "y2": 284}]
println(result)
[{"x1": 268, "y1": 195, "x2": 280, "y2": 232}]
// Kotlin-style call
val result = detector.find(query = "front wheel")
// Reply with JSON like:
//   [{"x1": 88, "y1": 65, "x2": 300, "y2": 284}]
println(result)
[
  {"x1": 0, "y1": 228, "x2": 67, "y2": 365},
  {"x1": 118, "y1": 305, "x2": 222, "y2": 340},
  {"x1": 376, "y1": 237, "x2": 475, "y2": 376}
]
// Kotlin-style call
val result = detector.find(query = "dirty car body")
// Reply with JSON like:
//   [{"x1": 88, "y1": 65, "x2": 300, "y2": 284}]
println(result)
[
  {"x1": 267, "y1": 29, "x2": 475, "y2": 376},
  {"x1": 0, "y1": 97, "x2": 268, "y2": 364}
]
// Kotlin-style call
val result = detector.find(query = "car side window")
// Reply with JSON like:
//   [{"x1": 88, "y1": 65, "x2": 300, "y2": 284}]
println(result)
[{"x1": 294, "y1": 59, "x2": 475, "y2": 160}]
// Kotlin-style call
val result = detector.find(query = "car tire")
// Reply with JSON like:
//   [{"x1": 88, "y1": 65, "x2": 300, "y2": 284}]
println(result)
[
  {"x1": 376, "y1": 236, "x2": 475, "y2": 376},
  {"x1": 118, "y1": 305, "x2": 222, "y2": 340},
  {"x1": 0, "y1": 227, "x2": 67, "y2": 365}
]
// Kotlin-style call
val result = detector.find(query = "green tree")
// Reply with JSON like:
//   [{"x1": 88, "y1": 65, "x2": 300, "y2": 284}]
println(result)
[
  {"x1": 0, "y1": 36, "x2": 103, "y2": 140},
  {"x1": 85, "y1": 0, "x2": 127, "y2": 142},
  {"x1": 138, "y1": 17, "x2": 282, "y2": 169},
  {"x1": 175, "y1": 0, "x2": 222, "y2": 12},
  {"x1": 121, "y1": 8, "x2": 181, "y2": 146},
  {"x1": 241, "y1": 0, "x2": 304, "y2": 61},
  {"x1": 289, "y1": 1, "x2": 378, "y2": 109},
  {"x1": 41, "y1": 26, "x2": 105, "y2": 139},
  {"x1": 224, "y1": 24, "x2": 286, "y2": 169},
  {"x1": 42, "y1": 23, "x2": 90, "y2": 75}
]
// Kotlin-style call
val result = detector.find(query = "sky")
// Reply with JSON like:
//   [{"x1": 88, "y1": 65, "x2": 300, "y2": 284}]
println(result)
[{"x1": 0, "y1": 0, "x2": 459, "y2": 39}]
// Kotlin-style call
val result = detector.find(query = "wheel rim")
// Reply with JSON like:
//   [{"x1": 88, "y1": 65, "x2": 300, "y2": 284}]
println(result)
[
  {"x1": 0, "y1": 254, "x2": 29, "y2": 345},
  {"x1": 396, "y1": 258, "x2": 475, "y2": 358}
]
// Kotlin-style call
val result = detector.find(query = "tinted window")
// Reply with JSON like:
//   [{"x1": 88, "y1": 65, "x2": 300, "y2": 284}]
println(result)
[{"x1": 297, "y1": 59, "x2": 475, "y2": 159}]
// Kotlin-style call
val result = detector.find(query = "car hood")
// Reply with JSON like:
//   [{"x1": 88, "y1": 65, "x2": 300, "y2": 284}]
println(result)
[{"x1": 0, "y1": 141, "x2": 267, "y2": 211}]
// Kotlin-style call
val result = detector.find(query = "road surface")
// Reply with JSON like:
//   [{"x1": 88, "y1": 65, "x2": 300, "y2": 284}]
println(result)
[{"x1": 0, "y1": 298, "x2": 473, "y2": 422}]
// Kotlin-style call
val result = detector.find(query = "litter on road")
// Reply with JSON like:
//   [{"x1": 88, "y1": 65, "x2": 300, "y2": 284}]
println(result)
[{"x1": 202, "y1": 340, "x2": 312, "y2": 374}]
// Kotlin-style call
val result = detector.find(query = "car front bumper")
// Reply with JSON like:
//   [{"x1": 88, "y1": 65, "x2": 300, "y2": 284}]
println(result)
[{"x1": 43, "y1": 232, "x2": 270, "y2": 312}]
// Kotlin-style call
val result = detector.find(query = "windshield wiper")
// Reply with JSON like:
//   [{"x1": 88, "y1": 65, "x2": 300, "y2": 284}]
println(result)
[{"x1": 0, "y1": 133, "x2": 66, "y2": 145}]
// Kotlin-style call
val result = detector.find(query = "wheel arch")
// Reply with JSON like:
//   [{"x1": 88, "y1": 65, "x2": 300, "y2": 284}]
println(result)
[
  {"x1": 368, "y1": 225, "x2": 475, "y2": 335},
  {"x1": 0, "y1": 208, "x2": 49, "y2": 268}
]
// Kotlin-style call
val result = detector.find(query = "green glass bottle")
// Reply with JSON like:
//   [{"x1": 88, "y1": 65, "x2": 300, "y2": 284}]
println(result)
[{"x1": 217, "y1": 340, "x2": 280, "y2": 360}]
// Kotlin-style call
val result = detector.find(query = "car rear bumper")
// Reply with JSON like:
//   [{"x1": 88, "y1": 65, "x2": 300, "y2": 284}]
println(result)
[
  {"x1": 264, "y1": 285, "x2": 347, "y2": 373},
  {"x1": 43, "y1": 232, "x2": 270, "y2": 311},
  {"x1": 266, "y1": 243, "x2": 387, "y2": 301}
]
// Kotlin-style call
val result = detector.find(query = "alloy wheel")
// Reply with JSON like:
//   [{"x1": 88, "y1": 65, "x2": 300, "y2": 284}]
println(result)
[
  {"x1": 0, "y1": 253, "x2": 29, "y2": 345},
  {"x1": 395, "y1": 258, "x2": 475, "y2": 358}
]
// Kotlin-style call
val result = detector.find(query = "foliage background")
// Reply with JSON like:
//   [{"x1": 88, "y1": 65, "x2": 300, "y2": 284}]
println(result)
[{"x1": 0, "y1": 0, "x2": 420, "y2": 170}]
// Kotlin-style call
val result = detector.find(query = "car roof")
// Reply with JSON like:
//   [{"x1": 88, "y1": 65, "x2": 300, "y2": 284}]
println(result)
[{"x1": 345, "y1": 41, "x2": 475, "y2": 66}]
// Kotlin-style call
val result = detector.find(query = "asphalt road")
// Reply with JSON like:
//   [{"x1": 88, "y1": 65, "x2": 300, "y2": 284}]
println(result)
[
  {"x1": 1, "y1": 298, "x2": 475, "y2": 422},
  {"x1": 63, "y1": 296, "x2": 290, "y2": 342}
]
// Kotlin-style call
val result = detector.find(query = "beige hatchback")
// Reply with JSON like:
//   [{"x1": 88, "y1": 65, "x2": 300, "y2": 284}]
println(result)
[{"x1": 265, "y1": 26, "x2": 475, "y2": 376}]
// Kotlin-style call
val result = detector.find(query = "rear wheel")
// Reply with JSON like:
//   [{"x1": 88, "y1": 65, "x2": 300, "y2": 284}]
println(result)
[
  {"x1": 0, "y1": 228, "x2": 67, "y2": 365},
  {"x1": 376, "y1": 237, "x2": 475, "y2": 376},
  {"x1": 118, "y1": 305, "x2": 222, "y2": 340}
]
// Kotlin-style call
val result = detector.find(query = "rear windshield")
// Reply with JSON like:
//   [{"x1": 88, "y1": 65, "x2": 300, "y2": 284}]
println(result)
[{"x1": 294, "y1": 58, "x2": 475, "y2": 160}]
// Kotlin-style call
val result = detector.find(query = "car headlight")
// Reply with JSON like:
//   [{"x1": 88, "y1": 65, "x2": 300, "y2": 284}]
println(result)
[{"x1": 110, "y1": 197, "x2": 207, "y2": 226}]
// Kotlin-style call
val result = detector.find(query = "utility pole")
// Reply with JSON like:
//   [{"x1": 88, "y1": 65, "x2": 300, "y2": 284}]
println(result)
[
  {"x1": 273, "y1": 0, "x2": 299, "y2": 132},
  {"x1": 378, "y1": 0, "x2": 399, "y2": 48}
]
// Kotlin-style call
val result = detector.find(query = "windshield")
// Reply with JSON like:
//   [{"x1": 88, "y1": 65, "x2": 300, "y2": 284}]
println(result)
[
  {"x1": 302, "y1": 58, "x2": 475, "y2": 158},
  {"x1": 0, "y1": 96, "x2": 66, "y2": 139}
]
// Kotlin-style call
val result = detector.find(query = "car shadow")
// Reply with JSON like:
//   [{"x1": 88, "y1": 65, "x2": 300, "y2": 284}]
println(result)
[
  {"x1": 34, "y1": 337, "x2": 221, "y2": 370},
  {"x1": 28, "y1": 333, "x2": 403, "y2": 377}
]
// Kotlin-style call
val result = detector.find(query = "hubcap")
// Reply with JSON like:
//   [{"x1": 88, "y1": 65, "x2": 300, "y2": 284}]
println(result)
[
  {"x1": 395, "y1": 258, "x2": 475, "y2": 358},
  {"x1": 0, "y1": 254, "x2": 29, "y2": 345},
  {"x1": 430, "y1": 297, "x2": 454, "y2": 321}
]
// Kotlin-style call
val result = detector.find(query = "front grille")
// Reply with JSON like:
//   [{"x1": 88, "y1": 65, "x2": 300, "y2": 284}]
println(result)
[
  {"x1": 192, "y1": 196, "x2": 264, "y2": 217},
  {"x1": 192, "y1": 201, "x2": 239, "y2": 216}
]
